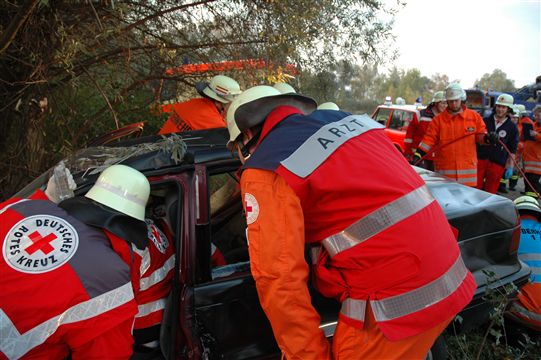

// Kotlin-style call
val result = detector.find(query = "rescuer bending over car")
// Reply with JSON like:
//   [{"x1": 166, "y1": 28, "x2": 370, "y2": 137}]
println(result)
[
  {"x1": 225, "y1": 86, "x2": 476, "y2": 359},
  {"x1": 0, "y1": 165, "x2": 150, "y2": 359}
]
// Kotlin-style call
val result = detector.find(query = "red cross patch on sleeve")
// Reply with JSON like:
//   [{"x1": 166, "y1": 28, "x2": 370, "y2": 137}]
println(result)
[{"x1": 244, "y1": 193, "x2": 260, "y2": 225}]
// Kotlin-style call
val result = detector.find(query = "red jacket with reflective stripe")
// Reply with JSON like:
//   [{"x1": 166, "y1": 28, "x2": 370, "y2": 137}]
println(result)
[
  {"x1": 404, "y1": 107, "x2": 434, "y2": 156},
  {"x1": 133, "y1": 220, "x2": 175, "y2": 330},
  {"x1": 418, "y1": 107, "x2": 486, "y2": 186},
  {"x1": 158, "y1": 98, "x2": 225, "y2": 134},
  {"x1": 0, "y1": 193, "x2": 137, "y2": 359},
  {"x1": 244, "y1": 107, "x2": 476, "y2": 340}
]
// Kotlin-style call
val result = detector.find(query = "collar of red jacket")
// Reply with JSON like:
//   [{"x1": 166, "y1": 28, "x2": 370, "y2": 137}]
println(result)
[{"x1": 257, "y1": 105, "x2": 304, "y2": 146}]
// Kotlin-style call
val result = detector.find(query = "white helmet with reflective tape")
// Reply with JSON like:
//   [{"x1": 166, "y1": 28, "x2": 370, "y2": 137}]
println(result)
[
  {"x1": 516, "y1": 104, "x2": 527, "y2": 116},
  {"x1": 85, "y1": 165, "x2": 150, "y2": 221},
  {"x1": 196, "y1": 75, "x2": 241, "y2": 104},
  {"x1": 273, "y1": 82, "x2": 296, "y2": 94},
  {"x1": 226, "y1": 85, "x2": 317, "y2": 144},
  {"x1": 445, "y1": 83, "x2": 464, "y2": 101},
  {"x1": 495, "y1": 93, "x2": 514, "y2": 109},
  {"x1": 431, "y1": 91, "x2": 445, "y2": 103},
  {"x1": 514, "y1": 196, "x2": 541, "y2": 215},
  {"x1": 317, "y1": 102, "x2": 339, "y2": 110}
]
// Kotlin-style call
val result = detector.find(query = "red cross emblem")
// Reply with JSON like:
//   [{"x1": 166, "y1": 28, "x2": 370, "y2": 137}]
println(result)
[
  {"x1": 244, "y1": 193, "x2": 259, "y2": 225},
  {"x1": 24, "y1": 231, "x2": 58, "y2": 255},
  {"x1": 245, "y1": 201, "x2": 253, "y2": 215}
]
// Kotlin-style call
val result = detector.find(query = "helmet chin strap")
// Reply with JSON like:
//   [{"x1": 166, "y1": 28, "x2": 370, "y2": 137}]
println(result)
[{"x1": 239, "y1": 130, "x2": 261, "y2": 159}]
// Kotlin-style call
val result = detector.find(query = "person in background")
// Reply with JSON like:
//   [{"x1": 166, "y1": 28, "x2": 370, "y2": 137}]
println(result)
[
  {"x1": 522, "y1": 105, "x2": 541, "y2": 198},
  {"x1": 405, "y1": 91, "x2": 446, "y2": 168},
  {"x1": 416, "y1": 83, "x2": 489, "y2": 187},
  {"x1": 0, "y1": 164, "x2": 150, "y2": 359},
  {"x1": 506, "y1": 196, "x2": 541, "y2": 331},
  {"x1": 384, "y1": 95, "x2": 392, "y2": 106},
  {"x1": 498, "y1": 105, "x2": 521, "y2": 193},
  {"x1": 395, "y1": 97, "x2": 406, "y2": 105},
  {"x1": 476, "y1": 94, "x2": 519, "y2": 194},
  {"x1": 317, "y1": 102, "x2": 340, "y2": 111},
  {"x1": 225, "y1": 85, "x2": 475, "y2": 359},
  {"x1": 159, "y1": 75, "x2": 241, "y2": 134}
]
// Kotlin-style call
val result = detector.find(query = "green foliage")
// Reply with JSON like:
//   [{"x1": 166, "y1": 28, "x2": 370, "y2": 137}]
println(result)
[
  {"x1": 445, "y1": 269, "x2": 541, "y2": 360},
  {"x1": 475, "y1": 69, "x2": 517, "y2": 92}
]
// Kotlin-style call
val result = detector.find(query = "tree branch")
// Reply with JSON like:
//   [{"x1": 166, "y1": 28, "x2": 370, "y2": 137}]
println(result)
[{"x1": 0, "y1": 0, "x2": 40, "y2": 55}]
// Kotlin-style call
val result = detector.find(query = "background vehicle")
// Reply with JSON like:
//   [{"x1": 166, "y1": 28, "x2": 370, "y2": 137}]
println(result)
[
  {"x1": 466, "y1": 88, "x2": 540, "y2": 118},
  {"x1": 371, "y1": 104, "x2": 424, "y2": 153},
  {"x1": 16, "y1": 128, "x2": 530, "y2": 360}
]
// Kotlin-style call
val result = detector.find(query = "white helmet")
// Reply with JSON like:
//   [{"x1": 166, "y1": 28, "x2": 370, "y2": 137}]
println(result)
[
  {"x1": 85, "y1": 165, "x2": 150, "y2": 221},
  {"x1": 495, "y1": 94, "x2": 514, "y2": 109},
  {"x1": 384, "y1": 96, "x2": 392, "y2": 105},
  {"x1": 445, "y1": 83, "x2": 464, "y2": 101},
  {"x1": 196, "y1": 75, "x2": 241, "y2": 104},
  {"x1": 511, "y1": 105, "x2": 520, "y2": 117},
  {"x1": 273, "y1": 82, "x2": 296, "y2": 94},
  {"x1": 395, "y1": 97, "x2": 406, "y2": 105},
  {"x1": 514, "y1": 196, "x2": 541, "y2": 215},
  {"x1": 431, "y1": 91, "x2": 445, "y2": 103},
  {"x1": 226, "y1": 85, "x2": 317, "y2": 144},
  {"x1": 317, "y1": 102, "x2": 339, "y2": 110},
  {"x1": 516, "y1": 104, "x2": 527, "y2": 116}
]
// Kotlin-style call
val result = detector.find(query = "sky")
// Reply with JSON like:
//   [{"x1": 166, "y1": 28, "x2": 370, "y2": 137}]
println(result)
[{"x1": 388, "y1": 0, "x2": 540, "y2": 88}]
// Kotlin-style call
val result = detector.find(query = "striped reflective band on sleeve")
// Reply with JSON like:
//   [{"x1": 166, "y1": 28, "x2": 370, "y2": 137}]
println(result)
[
  {"x1": 136, "y1": 298, "x2": 166, "y2": 318},
  {"x1": 371, "y1": 255, "x2": 468, "y2": 322},
  {"x1": 418, "y1": 142, "x2": 431, "y2": 152},
  {"x1": 339, "y1": 255, "x2": 468, "y2": 323},
  {"x1": 139, "y1": 255, "x2": 175, "y2": 291},
  {"x1": 419, "y1": 117, "x2": 432, "y2": 122},
  {"x1": 404, "y1": 138, "x2": 413, "y2": 144},
  {"x1": 322, "y1": 185, "x2": 434, "y2": 257},
  {"x1": 510, "y1": 302, "x2": 541, "y2": 323},
  {"x1": 281, "y1": 114, "x2": 384, "y2": 178},
  {"x1": 0, "y1": 282, "x2": 134, "y2": 359}
]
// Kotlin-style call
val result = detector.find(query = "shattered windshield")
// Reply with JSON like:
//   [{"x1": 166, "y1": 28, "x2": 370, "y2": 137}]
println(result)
[{"x1": 14, "y1": 135, "x2": 188, "y2": 198}]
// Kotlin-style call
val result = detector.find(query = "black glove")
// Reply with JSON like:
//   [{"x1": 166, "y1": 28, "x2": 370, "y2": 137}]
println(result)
[
  {"x1": 485, "y1": 132, "x2": 499, "y2": 145},
  {"x1": 411, "y1": 150, "x2": 426, "y2": 165}
]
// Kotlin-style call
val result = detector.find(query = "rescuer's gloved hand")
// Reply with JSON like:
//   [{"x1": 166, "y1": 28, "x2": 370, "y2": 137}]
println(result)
[
  {"x1": 503, "y1": 168, "x2": 513, "y2": 180},
  {"x1": 485, "y1": 132, "x2": 499, "y2": 145},
  {"x1": 411, "y1": 150, "x2": 426, "y2": 165}
]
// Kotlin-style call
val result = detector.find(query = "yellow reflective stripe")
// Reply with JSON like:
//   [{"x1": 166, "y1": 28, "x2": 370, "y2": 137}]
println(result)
[
  {"x1": 0, "y1": 282, "x2": 134, "y2": 359},
  {"x1": 322, "y1": 185, "x2": 434, "y2": 257},
  {"x1": 370, "y1": 255, "x2": 468, "y2": 322}
]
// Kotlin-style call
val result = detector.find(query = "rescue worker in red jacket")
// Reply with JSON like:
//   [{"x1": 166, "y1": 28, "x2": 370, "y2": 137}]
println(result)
[
  {"x1": 416, "y1": 83, "x2": 490, "y2": 187},
  {"x1": 506, "y1": 196, "x2": 541, "y2": 331},
  {"x1": 477, "y1": 94, "x2": 519, "y2": 194},
  {"x1": 404, "y1": 90, "x2": 447, "y2": 167},
  {"x1": 522, "y1": 105, "x2": 541, "y2": 198},
  {"x1": 0, "y1": 164, "x2": 150, "y2": 359},
  {"x1": 225, "y1": 86, "x2": 476, "y2": 359},
  {"x1": 159, "y1": 75, "x2": 241, "y2": 134}
]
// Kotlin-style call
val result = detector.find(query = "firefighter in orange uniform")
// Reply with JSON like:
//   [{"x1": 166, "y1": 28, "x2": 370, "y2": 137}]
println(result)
[
  {"x1": 404, "y1": 91, "x2": 447, "y2": 167},
  {"x1": 226, "y1": 86, "x2": 476, "y2": 359},
  {"x1": 522, "y1": 105, "x2": 541, "y2": 198},
  {"x1": 0, "y1": 165, "x2": 150, "y2": 359},
  {"x1": 159, "y1": 75, "x2": 241, "y2": 134},
  {"x1": 416, "y1": 83, "x2": 490, "y2": 187}
]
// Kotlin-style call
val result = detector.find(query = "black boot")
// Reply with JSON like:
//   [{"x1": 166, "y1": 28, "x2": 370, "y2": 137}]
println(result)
[
  {"x1": 498, "y1": 179, "x2": 508, "y2": 193},
  {"x1": 509, "y1": 174, "x2": 518, "y2": 191}
]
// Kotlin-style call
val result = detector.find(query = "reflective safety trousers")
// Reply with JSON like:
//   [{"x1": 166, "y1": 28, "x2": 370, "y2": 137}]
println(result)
[
  {"x1": 0, "y1": 195, "x2": 137, "y2": 359},
  {"x1": 158, "y1": 97, "x2": 225, "y2": 134},
  {"x1": 522, "y1": 121, "x2": 541, "y2": 175},
  {"x1": 418, "y1": 107, "x2": 486, "y2": 186},
  {"x1": 244, "y1": 109, "x2": 476, "y2": 341},
  {"x1": 133, "y1": 219, "x2": 175, "y2": 331}
]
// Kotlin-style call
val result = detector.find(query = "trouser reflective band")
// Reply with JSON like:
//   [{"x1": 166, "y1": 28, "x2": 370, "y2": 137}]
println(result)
[
  {"x1": 340, "y1": 255, "x2": 468, "y2": 322},
  {"x1": 322, "y1": 185, "x2": 434, "y2": 257},
  {"x1": 510, "y1": 302, "x2": 541, "y2": 323}
]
